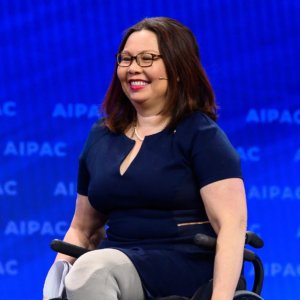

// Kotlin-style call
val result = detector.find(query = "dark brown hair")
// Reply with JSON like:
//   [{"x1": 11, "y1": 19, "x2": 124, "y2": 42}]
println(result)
[{"x1": 101, "y1": 17, "x2": 217, "y2": 133}]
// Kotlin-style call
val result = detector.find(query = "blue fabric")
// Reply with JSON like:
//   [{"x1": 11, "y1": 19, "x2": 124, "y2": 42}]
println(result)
[{"x1": 77, "y1": 112, "x2": 242, "y2": 298}]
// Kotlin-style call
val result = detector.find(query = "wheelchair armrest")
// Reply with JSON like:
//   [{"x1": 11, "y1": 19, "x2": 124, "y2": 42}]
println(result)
[
  {"x1": 51, "y1": 239, "x2": 90, "y2": 258},
  {"x1": 193, "y1": 232, "x2": 264, "y2": 296},
  {"x1": 245, "y1": 231, "x2": 264, "y2": 248},
  {"x1": 194, "y1": 231, "x2": 263, "y2": 249}
]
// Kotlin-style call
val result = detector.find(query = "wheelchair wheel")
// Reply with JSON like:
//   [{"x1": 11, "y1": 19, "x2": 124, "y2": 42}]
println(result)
[{"x1": 233, "y1": 290, "x2": 263, "y2": 299}]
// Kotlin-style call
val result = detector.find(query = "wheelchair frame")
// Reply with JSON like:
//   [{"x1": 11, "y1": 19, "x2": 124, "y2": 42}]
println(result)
[{"x1": 48, "y1": 231, "x2": 264, "y2": 300}]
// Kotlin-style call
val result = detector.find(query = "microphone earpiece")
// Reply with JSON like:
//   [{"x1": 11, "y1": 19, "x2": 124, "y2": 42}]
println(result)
[{"x1": 159, "y1": 77, "x2": 168, "y2": 80}]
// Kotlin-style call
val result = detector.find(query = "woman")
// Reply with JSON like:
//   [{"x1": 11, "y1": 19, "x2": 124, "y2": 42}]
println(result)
[{"x1": 44, "y1": 17, "x2": 247, "y2": 300}]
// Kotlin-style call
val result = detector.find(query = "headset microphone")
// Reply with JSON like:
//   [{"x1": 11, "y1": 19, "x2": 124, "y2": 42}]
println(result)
[{"x1": 158, "y1": 77, "x2": 168, "y2": 80}]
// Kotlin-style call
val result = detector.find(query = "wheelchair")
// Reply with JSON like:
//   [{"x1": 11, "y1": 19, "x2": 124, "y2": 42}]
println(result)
[{"x1": 45, "y1": 231, "x2": 264, "y2": 300}]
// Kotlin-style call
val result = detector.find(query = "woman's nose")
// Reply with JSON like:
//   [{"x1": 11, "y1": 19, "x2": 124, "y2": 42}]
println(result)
[{"x1": 127, "y1": 59, "x2": 142, "y2": 74}]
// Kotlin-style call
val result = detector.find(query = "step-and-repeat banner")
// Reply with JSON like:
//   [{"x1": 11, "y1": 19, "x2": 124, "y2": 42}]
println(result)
[{"x1": 1, "y1": 1, "x2": 299, "y2": 299}]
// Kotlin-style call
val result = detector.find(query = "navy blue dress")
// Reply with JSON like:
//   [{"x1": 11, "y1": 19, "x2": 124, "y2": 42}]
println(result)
[{"x1": 77, "y1": 112, "x2": 242, "y2": 298}]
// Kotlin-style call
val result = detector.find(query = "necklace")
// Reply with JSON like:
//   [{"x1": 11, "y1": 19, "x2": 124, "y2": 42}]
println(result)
[{"x1": 133, "y1": 126, "x2": 144, "y2": 141}]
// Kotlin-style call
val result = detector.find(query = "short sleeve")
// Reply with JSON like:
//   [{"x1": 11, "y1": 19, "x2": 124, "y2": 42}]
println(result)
[
  {"x1": 191, "y1": 115, "x2": 242, "y2": 189},
  {"x1": 76, "y1": 120, "x2": 104, "y2": 196},
  {"x1": 77, "y1": 155, "x2": 90, "y2": 196}
]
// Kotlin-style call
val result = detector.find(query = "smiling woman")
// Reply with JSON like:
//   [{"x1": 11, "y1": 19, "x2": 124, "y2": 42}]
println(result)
[
  {"x1": 43, "y1": 17, "x2": 247, "y2": 300},
  {"x1": 116, "y1": 30, "x2": 168, "y2": 119}
]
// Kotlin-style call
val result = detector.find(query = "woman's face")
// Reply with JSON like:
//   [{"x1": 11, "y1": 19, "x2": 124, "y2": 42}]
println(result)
[{"x1": 117, "y1": 30, "x2": 168, "y2": 114}]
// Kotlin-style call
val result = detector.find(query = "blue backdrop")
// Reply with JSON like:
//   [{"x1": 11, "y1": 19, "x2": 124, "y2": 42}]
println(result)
[{"x1": 1, "y1": 1, "x2": 299, "y2": 299}]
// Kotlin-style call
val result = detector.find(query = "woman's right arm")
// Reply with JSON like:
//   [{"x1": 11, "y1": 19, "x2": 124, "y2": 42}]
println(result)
[
  {"x1": 43, "y1": 194, "x2": 107, "y2": 300},
  {"x1": 54, "y1": 193, "x2": 108, "y2": 264}
]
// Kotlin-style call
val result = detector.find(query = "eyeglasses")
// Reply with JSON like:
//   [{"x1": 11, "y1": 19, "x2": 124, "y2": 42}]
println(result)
[{"x1": 116, "y1": 52, "x2": 162, "y2": 67}]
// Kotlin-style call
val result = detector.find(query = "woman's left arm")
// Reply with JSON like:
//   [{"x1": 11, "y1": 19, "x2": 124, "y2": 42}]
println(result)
[{"x1": 200, "y1": 177, "x2": 247, "y2": 300}]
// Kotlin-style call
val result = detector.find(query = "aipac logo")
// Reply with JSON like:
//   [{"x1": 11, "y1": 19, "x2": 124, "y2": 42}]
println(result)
[
  {"x1": 52, "y1": 103, "x2": 99, "y2": 118},
  {"x1": 0, "y1": 101, "x2": 17, "y2": 117},
  {"x1": 246, "y1": 108, "x2": 300, "y2": 124},
  {"x1": 0, "y1": 260, "x2": 18, "y2": 275},
  {"x1": 3, "y1": 141, "x2": 67, "y2": 157},
  {"x1": 0, "y1": 180, "x2": 18, "y2": 196},
  {"x1": 247, "y1": 185, "x2": 300, "y2": 200},
  {"x1": 54, "y1": 181, "x2": 76, "y2": 196},
  {"x1": 247, "y1": 262, "x2": 300, "y2": 278},
  {"x1": 236, "y1": 146, "x2": 261, "y2": 161},
  {"x1": 4, "y1": 220, "x2": 68, "y2": 236}
]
